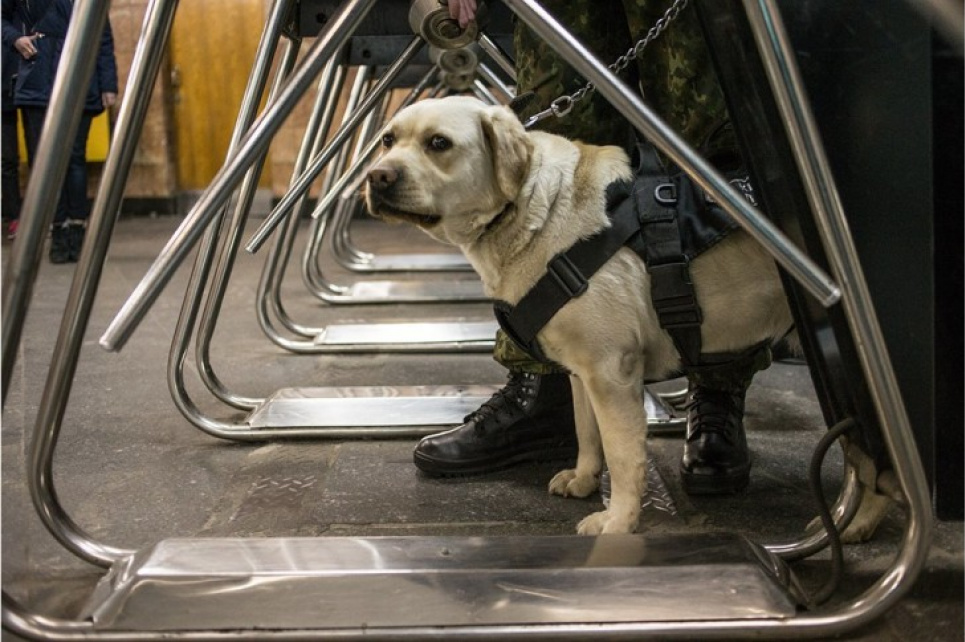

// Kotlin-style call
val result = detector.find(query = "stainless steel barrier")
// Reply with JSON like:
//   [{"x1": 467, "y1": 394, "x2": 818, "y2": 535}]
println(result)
[{"x1": 1, "y1": 0, "x2": 936, "y2": 639}]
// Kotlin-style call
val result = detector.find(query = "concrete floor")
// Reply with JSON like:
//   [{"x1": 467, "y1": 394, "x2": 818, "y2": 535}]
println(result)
[{"x1": 2, "y1": 214, "x2": 962, "y2": 640}]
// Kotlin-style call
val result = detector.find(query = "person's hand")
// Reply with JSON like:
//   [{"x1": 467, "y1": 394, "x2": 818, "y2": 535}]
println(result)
[
  {"x1": 102, "y1": 92, "x2": 117, "y2": 109},
  {"x1": 14, "y1": 34, "x2": 40, "y2": 59},
  {"x1": 447, "y1": 0, "x2": 477, "y2": 28}
]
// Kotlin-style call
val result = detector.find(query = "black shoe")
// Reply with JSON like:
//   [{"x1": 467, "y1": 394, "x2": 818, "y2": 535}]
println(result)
[
  {"x1": 679, "y1": 385, "x2": 751, "y2": 495},
  {"x1": 66, "y1": 219, "x2": 86, "y2": 262},
  {"x1": 49, "y1": 224, "x2": 70, "y2": 264},
  {"x1": 413, "y1": 371, "x2": 577, "y2": 476}
]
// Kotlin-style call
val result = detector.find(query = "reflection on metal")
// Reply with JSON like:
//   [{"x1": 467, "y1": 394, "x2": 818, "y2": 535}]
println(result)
[
  {"x1": 79, "y1": 534, "x2": 801, "y2": 631},
  {"x1": 246, "y1": 385, "x2": 498, "y2": 434},
  {"x1": 99, "y1": 0, "x2": 381, "y2": 352},
  {"x1": 343, "y1": 252, "x2": 471, "y2": 272},
  {"x1": 766, "y1": 465, "x2": 861, "y2": 561},
  {"x1": 314, "y1": 320, "x2": 498, "y2": 348},
  {"x1": 0, "y1": 0, "x2": 938, "y2": 639},
  {"x1": 1, "y1": 0, "x2": 112, "y2": 402},
  {"x1": 308, "y1": 278, "x2": 485, "y2": 304},
  {"x1": 643, "y1": 386, "x2": 686, "y2": 435}
]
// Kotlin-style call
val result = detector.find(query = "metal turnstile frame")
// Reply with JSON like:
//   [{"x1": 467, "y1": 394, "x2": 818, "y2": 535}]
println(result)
[{"x1": 1, "y1": 0, "x2": 940, "y2": 639}]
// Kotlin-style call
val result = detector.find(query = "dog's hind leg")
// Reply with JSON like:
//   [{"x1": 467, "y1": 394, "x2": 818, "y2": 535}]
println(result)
[
  {"x1": 573, "y1": 366, "x2": 648, "y2": 535},
  {"x1": 549, "y1": 375, "x2": 603, "y2": 498}
]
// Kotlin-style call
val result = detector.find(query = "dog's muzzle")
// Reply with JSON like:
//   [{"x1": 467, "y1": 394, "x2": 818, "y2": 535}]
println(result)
[{"x1": 365, "y1": 169, "x2": 441, "y2": 228}]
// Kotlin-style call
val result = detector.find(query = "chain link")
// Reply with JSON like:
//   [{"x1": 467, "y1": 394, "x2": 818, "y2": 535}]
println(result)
[{"x1": 523, "y1": 0, "x2": 690, "y2": 129}]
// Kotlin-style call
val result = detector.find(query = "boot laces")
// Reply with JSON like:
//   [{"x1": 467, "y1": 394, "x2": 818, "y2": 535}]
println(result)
[
  {"x1": 685, "y1": 387, "x2": 744, "y2": 443},
  {"x1": 464, "y1": 371, "x2": 536, "y2": 432}
]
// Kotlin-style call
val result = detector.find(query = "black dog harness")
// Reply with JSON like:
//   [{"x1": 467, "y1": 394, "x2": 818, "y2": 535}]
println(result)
[{"x1": 493, "y1": 142, "x2": 754, "y2": 368}]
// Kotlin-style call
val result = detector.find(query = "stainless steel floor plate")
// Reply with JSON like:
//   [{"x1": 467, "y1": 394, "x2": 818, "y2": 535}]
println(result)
[
  {"x1": 80, "y1": 534, "x2": 801, "y2": 631},
  {"x1": 349, "y1": 252, "x2": 471, "y2": 271},
  {"x1": 343, "y1": 278, "x2": 486, "y2": 302},
  {"x1": 245, "y1": 385, "x2": 500, "y2": 429},
  {"x1": 314, "y1": 320, "x2": 498, "y2": 346}
]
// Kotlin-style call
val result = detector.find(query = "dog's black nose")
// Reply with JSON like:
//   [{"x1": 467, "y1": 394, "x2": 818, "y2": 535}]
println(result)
[{"x1": 368, "y1": 166, "x2": 399, "y2": 191}]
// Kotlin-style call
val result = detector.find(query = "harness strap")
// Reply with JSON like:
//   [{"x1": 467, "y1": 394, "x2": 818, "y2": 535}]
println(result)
[
  {"x1": 493, "y1": 141, "x2": 742, "y2": 369},
  {"x1": 631, "y1": 143, "x2": 703, "y2": 366},
  {"x1": 493, "y1": 182, "x2": 640, "y2": 362}
]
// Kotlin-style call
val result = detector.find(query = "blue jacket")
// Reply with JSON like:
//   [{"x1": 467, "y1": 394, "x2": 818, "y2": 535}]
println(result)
[{"x1": 1, "y1": 0, "x2": 117, "y2": 114}]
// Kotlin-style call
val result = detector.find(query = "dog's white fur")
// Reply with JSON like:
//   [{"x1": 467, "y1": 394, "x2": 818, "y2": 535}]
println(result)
[{"x1": 365, "y1": 96, "x2": 798, "y2": 534}]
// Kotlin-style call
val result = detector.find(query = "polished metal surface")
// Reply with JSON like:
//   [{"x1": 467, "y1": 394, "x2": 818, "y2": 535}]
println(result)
[
  {"x1": 314, "y1": 320, "x2": 498, "y2": 346},
  {"x1": 11, "y1": 0, "x2": 158, "y2": 570},
  {"x1": 740, "y1": 0, "x2": 933, "y2": 631},
  {"x1": 245, "y1": 36, "x2": 426, "y2": 255},
  {"x1": 99, "y1": 0, "x2": 380, "y2": 352},
  {"x1": 336, "y1": 278, "x2": 487, "y2": 303},
  {"x1": 346, "y1": 251, "x2": 472, "y2": 272},
  {"x1": 0, "y1": 2, "x2": 939, "y2": 640},
  {"x1": 1, "y1": 0, "x2": 111, "y2": 401},
  {"x1": 79, "y1": 534, "x2": 800, "y2": 631},
  {"x1": 245, "y1": 385, "x2": 499, "y2": 431},
  {"x1": 643, "y1": 386, "x2": 686, "y2": 434}
]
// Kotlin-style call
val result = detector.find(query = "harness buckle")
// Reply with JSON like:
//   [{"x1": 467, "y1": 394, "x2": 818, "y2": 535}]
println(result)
[
  {"x1": 547, "y1": 253, "x2": 589, "y2": 298},
  {"x1": 654, "y1": 182, "x2": 678, "y2": 205}
]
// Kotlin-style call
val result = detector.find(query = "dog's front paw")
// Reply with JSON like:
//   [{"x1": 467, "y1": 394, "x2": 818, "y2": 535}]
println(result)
[
  {"x1": 576, "y1": 509, "x2": 635, "y2": 535},
  {"x1": 549, "y1": 469, "x2": 599, "y2": 498}
]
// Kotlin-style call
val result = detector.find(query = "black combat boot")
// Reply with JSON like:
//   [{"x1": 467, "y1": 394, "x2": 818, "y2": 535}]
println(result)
[
  {"x1": 679, "y1": 385, "x2": 751, "y2": 495},
  {"x1": 49, "y1": 224, "x2": 70, "y2": 264},
  {"x1": 66, "y1": 219, "x2": 86, "y2": 262},
  {"x1": 413, "y1": 371, "x2": 577, "y2": 476}
]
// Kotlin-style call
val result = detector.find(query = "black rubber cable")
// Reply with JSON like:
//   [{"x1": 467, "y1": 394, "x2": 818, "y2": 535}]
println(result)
[{"x1": 805, "y1": 416, "x2": 858, "y2": 606}]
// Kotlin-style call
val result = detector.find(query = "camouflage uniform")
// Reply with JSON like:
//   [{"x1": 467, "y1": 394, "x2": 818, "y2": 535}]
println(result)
[{"x1": 497, "y1": 0, "x2": 771, "y2": 393}]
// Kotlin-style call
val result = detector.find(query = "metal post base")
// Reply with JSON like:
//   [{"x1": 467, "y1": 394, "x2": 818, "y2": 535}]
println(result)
[
  {"x1": 314, "y1": 320, "x2": 498, "y2": 348},
  {"x1": 345, "y1": 251, "x2": 472, "y2": 272},
  {"x1": 244, "y1": 385, "x2": 500, "y2": 435},
  {"x1": 324, "y1": 278, "x2": 487, "y2": 304},
  {"x1": 242, "y1": 384, "x2": 684, "y2": 435},
  {"x1": 79, "y1": 533, "x2": 803, "y2": 631}
]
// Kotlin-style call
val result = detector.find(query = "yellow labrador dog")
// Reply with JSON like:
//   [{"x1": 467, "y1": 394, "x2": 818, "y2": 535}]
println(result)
[{"x1": 365, "y1": 96, "x2": 794, "y2": 535}]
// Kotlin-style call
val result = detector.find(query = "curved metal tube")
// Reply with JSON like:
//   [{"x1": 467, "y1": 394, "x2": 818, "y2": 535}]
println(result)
[
  {"x1": 741, "y1": 0, "x2": 933, "y2": 627},
  {"x1": 307, "y1": 64, "x2": 438, "y2": 252},
  {"x1": 13, "y1": 0, "x2": 138, "y2": 568},
  {"x1": 1, "y1": 2, "x2": 937, "y2": 639},
  {"x1": 329, "y1": 83, "x2": 388, "y2": 267},
  {"x1": 476, "y1": 31, "x2": 517, "y2": 81},
  {"x1": 168, "y1": 29, "x2": 296, "y2": 425},
  {"x1": 244, "y1": 36, "x2": 427, "y2": 254},
  {"x1": 193, "y1": 28, "x2": 301, "y2": 411},
  {"x1": 472, "y1": 78, "x2": 501, "y2": 106},
  {"x1": 99, "y1": 0, "x2": 380, "y2": 353},
  {"x1": 476, "y1": 61, "x2": 515, "y2": 103},
  {"x1": 1, "y1": 0, "x2": 109, "y2": 403},
  {"x1": 765, "y1": 464, "x2": 861, "y2": 561},
  {"x1": 255, "y1": 65, "x2": 350, "y2": 347}
]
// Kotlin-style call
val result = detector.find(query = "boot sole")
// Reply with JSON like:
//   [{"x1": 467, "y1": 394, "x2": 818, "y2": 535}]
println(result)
[
  {"x1": 414, "y1": 445, "x2": 577, "y2": 477},
  {"x1": 680, "y1": 466, "x2": 750, "y2": 495}
]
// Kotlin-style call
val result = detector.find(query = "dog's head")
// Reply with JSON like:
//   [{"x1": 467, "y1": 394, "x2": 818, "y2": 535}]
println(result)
[{"x1": 364, "y1": 96, "x2": 531, "y2": 246}]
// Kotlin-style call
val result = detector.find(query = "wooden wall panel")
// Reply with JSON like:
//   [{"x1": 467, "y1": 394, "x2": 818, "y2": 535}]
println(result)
[{"x1": 169, "y1": 0, "x2": 271, "y2": 190}]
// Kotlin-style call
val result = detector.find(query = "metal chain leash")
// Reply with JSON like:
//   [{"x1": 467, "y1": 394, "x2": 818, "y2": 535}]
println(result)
[{"x1": 523, "y1": 0, "x2": 690, "y2": 129}]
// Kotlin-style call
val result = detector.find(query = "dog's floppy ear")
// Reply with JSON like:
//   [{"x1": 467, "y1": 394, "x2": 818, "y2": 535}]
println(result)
[{"x1": 480, "y1": 105, "x2": 531, "y2": 201}]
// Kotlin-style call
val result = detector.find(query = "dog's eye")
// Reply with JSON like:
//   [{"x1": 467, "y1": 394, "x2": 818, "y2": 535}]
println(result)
[
  {"x1": 382, "y1": 133, "x2": 395, "y2": 149},
  {"x1": 428, "y1": 135, "x2": 452, "y2": 152}
]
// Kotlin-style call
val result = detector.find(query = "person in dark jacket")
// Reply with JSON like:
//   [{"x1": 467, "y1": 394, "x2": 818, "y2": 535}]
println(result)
[
  {"x1": 1, "y1": 12, "x2": 19, "y2": 240},
  {"x1": 1, "y1": 0, "x2": 117, "y2": 262}
]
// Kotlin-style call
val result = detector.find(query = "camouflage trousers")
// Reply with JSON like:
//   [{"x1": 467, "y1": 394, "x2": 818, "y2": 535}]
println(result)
[{"x1": 492, "y1": 0, "x2": 771, "y2": 392}]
